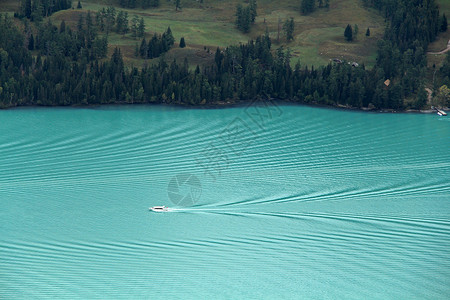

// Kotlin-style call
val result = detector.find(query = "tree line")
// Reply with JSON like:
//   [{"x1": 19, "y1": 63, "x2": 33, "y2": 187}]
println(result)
[
  {"x1": 119, "y1": 0, "x2": 159, "y2": 9},
  {"x1": 16, "y1": 0, "x2": 72, "y2": 21},
  {"x1": 301, "y1": 0, "x2": 329, "y2": 15}
]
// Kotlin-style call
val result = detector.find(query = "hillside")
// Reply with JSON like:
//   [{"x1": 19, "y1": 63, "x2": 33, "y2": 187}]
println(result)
[
  {"x1": 427, "y1": 0, "x2": 450, "y2": 91},
  {"x1": 0, "y1": 0, "x2": 447, "y2": 110},
  {"x1": 1, "y1": 0, "x2": 385, "y2": 68}
]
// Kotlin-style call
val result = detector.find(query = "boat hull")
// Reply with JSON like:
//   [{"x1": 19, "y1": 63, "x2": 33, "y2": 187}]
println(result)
[{"x1": 149, "y1": 206, "x2": 170, "y2": 212}]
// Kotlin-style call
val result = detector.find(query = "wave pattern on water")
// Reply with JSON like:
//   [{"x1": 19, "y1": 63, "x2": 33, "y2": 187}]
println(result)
[{"x1": 1, "y1": 106, "x2": 449, "y2": 299}]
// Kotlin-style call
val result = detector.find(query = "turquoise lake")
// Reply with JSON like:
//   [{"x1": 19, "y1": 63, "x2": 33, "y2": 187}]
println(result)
[{"x1": 1, "y1": 103, "x2": 449, "y2": 299}]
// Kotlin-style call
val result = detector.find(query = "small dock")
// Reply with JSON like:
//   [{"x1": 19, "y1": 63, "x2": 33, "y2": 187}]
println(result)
[{"x1": 432, "y1": 106, "x2": 447, "y2": 116}]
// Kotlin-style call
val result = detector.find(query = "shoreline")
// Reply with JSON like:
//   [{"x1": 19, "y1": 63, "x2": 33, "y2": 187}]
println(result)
[{"x1": 1, "y1": 99, "x2": 448, "y2": 114}]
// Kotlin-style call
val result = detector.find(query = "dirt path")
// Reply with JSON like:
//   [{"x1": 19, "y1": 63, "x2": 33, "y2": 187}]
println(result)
[
  {"x1": 428, "y1": 40, "x2": 450, "y2": 55},
  {"x1": 425, "y1": 88, "x2": 433, "y2": 104}
]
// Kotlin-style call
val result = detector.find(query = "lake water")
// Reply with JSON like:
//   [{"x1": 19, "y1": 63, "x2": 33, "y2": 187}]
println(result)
[{"x1": 1, "y1": 103, "x2": 449, "y2": 299}]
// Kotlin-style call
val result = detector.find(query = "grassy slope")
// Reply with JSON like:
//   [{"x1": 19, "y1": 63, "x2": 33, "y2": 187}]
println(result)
[
  {"x1": 44, "y1": 0, "x2": 384, "y2": 68},
  {"x1": 427, "y1": 0, "x2": 450, "y2": 76},
  {"x1": 0, "y1": 0, "x2": 18, "y2": 12},
  {"x1": 3, "y1": 0, "x2": 449, "y2": 72}
]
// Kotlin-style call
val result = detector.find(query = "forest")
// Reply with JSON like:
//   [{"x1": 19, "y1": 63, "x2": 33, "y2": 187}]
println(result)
[{"x1": 0, "y1": 0, "x2": 449, "y2": 109}]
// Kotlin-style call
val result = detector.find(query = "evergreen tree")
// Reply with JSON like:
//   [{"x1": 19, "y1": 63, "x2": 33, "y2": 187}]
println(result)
[
  {"x1": 30, "y1": 1, "x2": 43, "y2": 22},
  {"x1": 236, "y1": 4, "x2": 251, "y2": 33},
  {"x1": 60, "y1": 20, "x2": 66, "y2": 33},
  {"x1": 141, "y1": 0, "x2": 150, "y2": 9},
  {"x1": 179, "y1": 37, "x2": 186, "y2": 48},
  {"x1": 249, "y1": 0, "x2": 257, "y2": 23},
  {"x1": 116, "y1": 11, "x2": 129, "y2": 35},
  {"x1": 145, "y1": 0, "x2": 158, "y2": 9},
  {"x1": 366, "y1": 27, "x2": 370, "y2": 36},
  {"x1": 175, "y1": 0, "x2": 181, "y2": 11},
  {"x1": 441, "y1": 14, "x2": 448, "y2": 32},
  {"x1": 134, "y1": 43, "x2": 139, "y2": 57},
  {"x1": 163, "y1": 27, "x2": 175, "y2": 49},
  {"x1": 28, "y1": 33, "x2": 34, "y2": 50},
  {"x1": 344, "y1": 24, "x2": 353, "y2": 41},
  {"x1": 77, "y1": 1, "x2": 82, "y2": 9},
  {"x1": 283, "y1": 18, "x2": 295, "y2": 42},
  {"x1": 236, "y1": 4, "x2": 243, "y2": 30},
  {"x1": 415, "y1": 87, "x2": 428, "y2": 109},
  {"x1": 104, "y1": 6, "x2": 116, "y2": 35},
  {"x1": 131, "y1": 15, "x2": 139, "y2": 38},
  {"x1": 86, "y1": 11, "x2": 95, "y2": 39},
  {"x1": 77, "y1": 14, "x2": 84, "y2": 32},
  {"x1": 137, "y1": 17, "x2": 145, "y2": 38},
  {"x1": 140, "y1": 38, "x2": 148, "y2": 58},
  {"x1": 148, "y1": 0, "x2": 159, "y2": 8},
  {"x1": 123, "y1": 11, "x2": 129, "y2": 34},
  {"x1": 300, "y1": 0, "x2": 315, "y2": 15},
  {"x1": 25, "y1": 0, "x2": 32, "y2": 18},
  {"x1": 242, "y1": 7, "x2": 251, "y2": 32}
]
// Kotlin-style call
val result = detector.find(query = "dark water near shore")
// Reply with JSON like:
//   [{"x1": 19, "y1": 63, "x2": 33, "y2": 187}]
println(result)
[{"x1": 1, "y1": 104, "x2": 449, "y2": 299}]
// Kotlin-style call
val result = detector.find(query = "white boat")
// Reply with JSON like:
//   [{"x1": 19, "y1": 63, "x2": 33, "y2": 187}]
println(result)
[{"x1": 150, "y1": 206, "x2": 170, "y2": 212}]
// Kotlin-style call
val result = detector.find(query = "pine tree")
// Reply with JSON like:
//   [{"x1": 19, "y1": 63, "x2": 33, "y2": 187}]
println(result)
[
  {"x1": 179, "y1": 37, "x2": 186, "y2": 48},
  {"x1": 283, "y1": 18, "x2": 294, "y2": 42},
  {"x1": 344, "y1": 24, "x2": 353, "y2": 41},
  {"x1": 77, "y1": 1, "x2": 82, "y2": 9},
  {"x1": 105, "y1": 7, "x2": 116, "y2": 35},
  {"x1": 128, "y1": 0, "x2": 136, "y2": 8},
  {"x1": 60, "y1": 20, "x2": 66, "y2": 33},
  {"x1": 236, "y1": 4, "x2": 251, "y2": 33},
  {"x1": 175, "y1": 0, "x2": 181, "y2": 11},
  {"x1": 28, "y1": 33, "x2": 34, "y2": 50},
  {"x1": 441, "y1": 14, "x2": 448, "y2": 32},
  {"x1": 25, "y1": 0, "x2": 32, "y2": 18},
  {"x1": 366, "y1": 27, "x2": 370, "y2": 36},
  {"x1": 77, "y1": 14, "x2": 84, "y2": 32},
  {"x1": 131, "y1": 15, "x2": 139, "y2": 39},
  {"x1": 249, "y1": 0, "x2": 257, "y2": 23},
  {"x1": 141, "y1": 0, "x2": 150, "y2": 9},
  {"x1": 236, "y1": 4, "x2": 243, "y2": 29},
  {"x1": 116, "y1": 11, "x2": 129, "y2": 35},
  {"x1": 116, "y1": 11, "x2": 124, "y2": 33},
  {"x1": 86, "y1": 11, "x2": 95, "y2": 38},
  {"x1": 122, "y1": 12, "x2": 129, "y2": 34},
  {"x1": 242, "y1": 7, "x2": 251, "y2": 32},
  {"x1": 163, "y1": 27, "x2": 175, "y2": 49},
  {"x1": 134, "y1": 44, "x2": 139, "y2": 57},
  {"x1": 137, "y1": 17, "x2": 145, "y2": 38},
  {"x1": 300, "y1": 0, "x2": 315, "y2": 15},
  {"x1": 149, "y1": 0, "x2": 159, "y2": 7},
  {"x1": 140, "y1": 38, "x2": 148, "y2": 58}
]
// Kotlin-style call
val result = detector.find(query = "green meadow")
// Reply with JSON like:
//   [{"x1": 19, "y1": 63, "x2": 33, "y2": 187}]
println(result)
[
  {"x1": 44, "y1": 0, "x2": 385, "y2": 67},
  {"x1": 3, "y1": 0, "x2": 448, "y2": 71}
]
